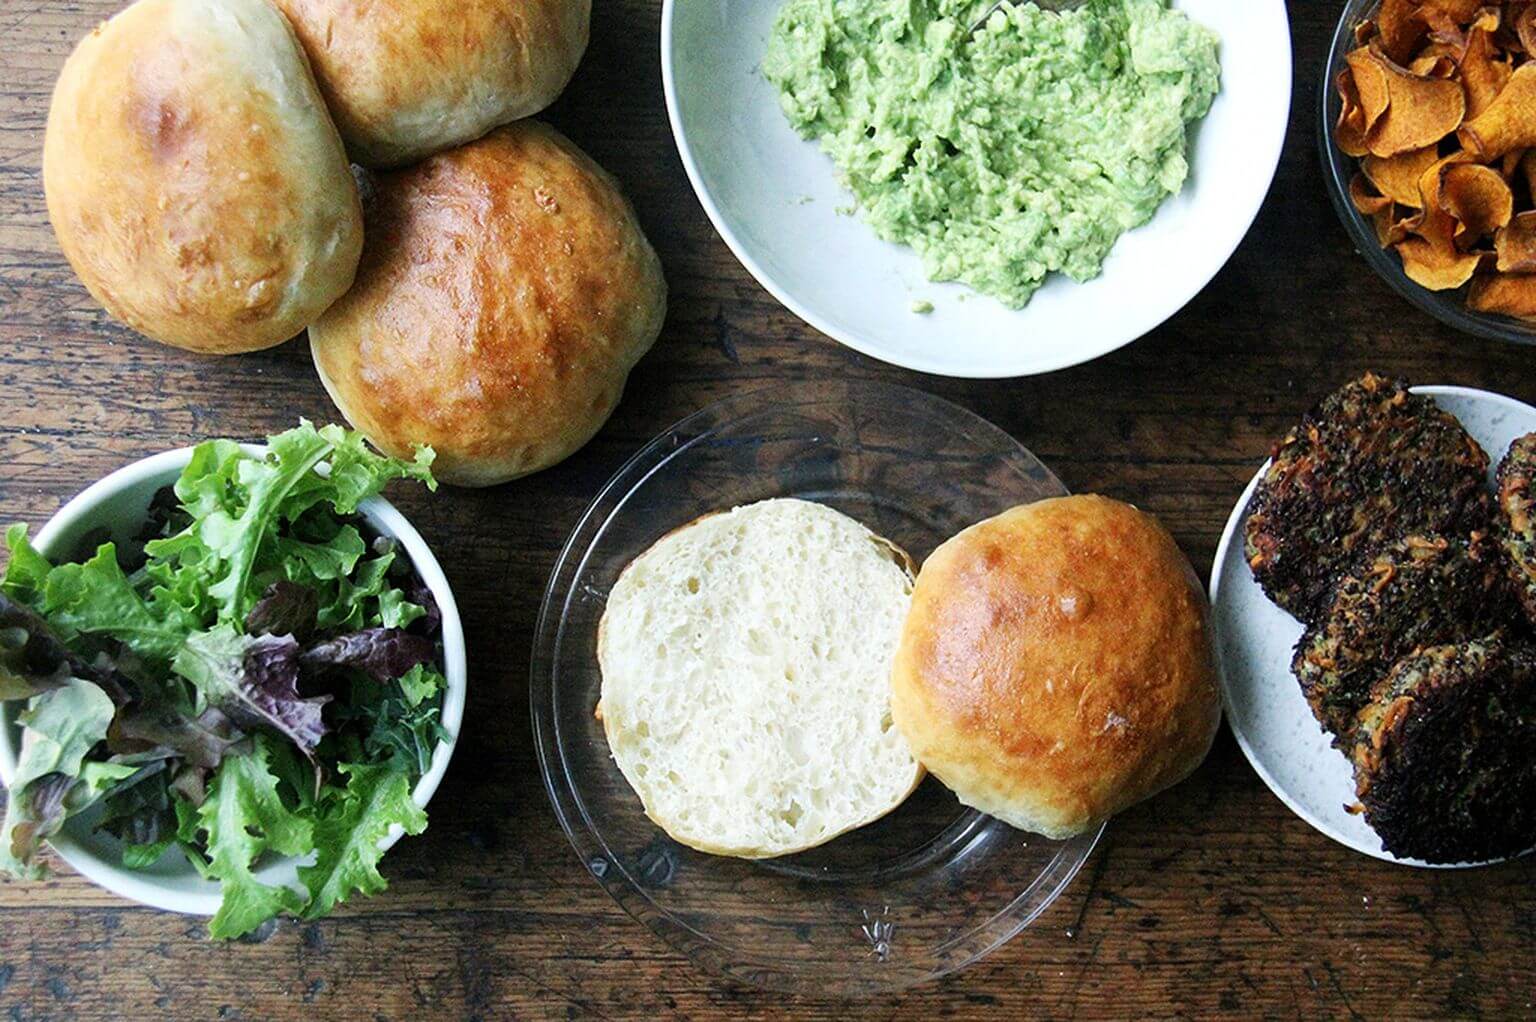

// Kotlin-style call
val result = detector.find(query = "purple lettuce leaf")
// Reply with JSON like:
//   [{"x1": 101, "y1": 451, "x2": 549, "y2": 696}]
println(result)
[
  {"x1": 301, "y1": 629, "x2": 435, "y2": 684},
  {"x1": 174, "y1": 627, "x2": 330, "y2": 761},
  {"x1": 245, "y1": 581, "x2": 320, "y2": 643}
]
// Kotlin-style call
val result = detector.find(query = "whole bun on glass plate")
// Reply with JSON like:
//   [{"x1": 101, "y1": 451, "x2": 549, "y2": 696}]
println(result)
[
  {"x1": 309, "y1": 120, "x2": 666, "y2": 488},
  {"x1": 273, "y1": 0, "x2": 591, "y2": 168},
  {"x1": 891, "y1": 495, "x2": 1222, "y2": 839},
  {"x1": 43, "y1": 0, "x2": 362, "y2": 355}
]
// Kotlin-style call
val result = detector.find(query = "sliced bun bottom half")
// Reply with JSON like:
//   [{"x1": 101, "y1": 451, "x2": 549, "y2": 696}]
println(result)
[{"x1": 597, "y1": 499, "x2": 923, "y2": 859}]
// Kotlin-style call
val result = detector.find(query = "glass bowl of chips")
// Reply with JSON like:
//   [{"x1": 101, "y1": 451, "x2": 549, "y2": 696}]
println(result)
[{"x1": 1322, "y1": 0, "x2": 1536, "y2": 344}]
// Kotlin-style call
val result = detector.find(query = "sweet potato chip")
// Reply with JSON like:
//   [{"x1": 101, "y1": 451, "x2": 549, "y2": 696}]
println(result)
[
  {"x1": 1461, "y1": 63, "x2": 1536, "y2": 158},
  {"x1": 1518, "y1": 5, "x2": 1536, "y2": 56},
  {"x1": 1462, "y1": 9, "x2": 1513, "y2": 120},
  {"x1": 1419, "y1": 0, "x2": 1487, "y2": 27},
  {"x1": 1440, "y1": 163, "x2": 1515, "y2": 244},
  {"x1": 1364, "y1": 146, "x2": 1441, "y2": 206},
  {"x1": 1351, "y1": 174, "x2": 1409, "y2": 247},
  {"x1": 1346, "y1": 48, "x2": 1393, "y2": 134},
  {"x1": 1417, "y1": 151, "x2": 1477, "y2": 209},
  {"x1": 1408, "y1": 51, "x2": 1458, "y2": 78},
  {"x1": 1496, "y1": 210, "x2": 1536, "y2": 271},
  {"x1": 1364, "y1": 49, "x2": 1468, "y2": 156},
  {"x1": 1522, "y1": 150, "x2": 1536, "y2": 196},
  {"x1": 1351, "y1": 172, "x2": 1395, "y2": 217},
  {"x1": 1337, "y1": 69, "x2": 1371, "y2": 158},
  {"x1": 1377, "y1": 0, "x2": 1428, "y2": 64},
  {"x1": 1502, "y1": 148, "x2": 1528, "y2": 180},
  {"x1": 1397, "y1": 234, "x2": 1488, "y2": 290},
  {"x1": 1468, "y1": 271, "x2": 1536, "y2": 318}
]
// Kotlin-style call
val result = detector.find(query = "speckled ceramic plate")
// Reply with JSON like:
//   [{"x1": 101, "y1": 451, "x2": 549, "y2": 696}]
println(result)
[{"x1": 1210, "y1": 386, "x2": 1536, "y2": 868}]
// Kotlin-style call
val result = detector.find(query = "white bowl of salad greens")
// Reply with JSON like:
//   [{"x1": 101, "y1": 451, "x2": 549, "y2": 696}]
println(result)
[{"x1": 0, "y1": 423, "x2": 464, "y2": 939}]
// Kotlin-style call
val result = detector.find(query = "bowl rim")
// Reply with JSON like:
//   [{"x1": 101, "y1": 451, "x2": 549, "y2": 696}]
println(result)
[
  {"x1": 530, "y1": 380, "x2": 1105, "y2": 994},
  {"x1": 1208, "y1": 384, "x2": 1536, "y2": 868},
  {"x1": 0, "y1": 444, "x2": 466, "y2": 917},
  {"x1": 660, "y1": 0, "x2": 1294, "y2": 379},
  {"x1": 1319, "y1": 0, "x2": 1536, "y2": 346}
]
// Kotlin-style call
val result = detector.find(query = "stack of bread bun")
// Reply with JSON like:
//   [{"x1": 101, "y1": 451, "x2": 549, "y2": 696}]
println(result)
[{"x1": 43, "y1": 0, "x2": 664, "y2": 487}]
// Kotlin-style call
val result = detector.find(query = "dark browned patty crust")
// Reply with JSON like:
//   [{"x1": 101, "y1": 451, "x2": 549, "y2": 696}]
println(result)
[
  {"x1": 1244, "y1": 373, "x2": 1492, "y2": 624},
  {"x1": 1497, "y1": 433, "x2": 1536, "y2": 623},
  {"x1": 1294, "y1": 533, "x2": 1516, "y2": 743},
  {"x1": 1352, "y1": 637, "x2": 1536, "y2": 864}
]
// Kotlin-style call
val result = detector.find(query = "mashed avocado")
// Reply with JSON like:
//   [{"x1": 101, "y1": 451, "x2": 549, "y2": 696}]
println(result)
[{"x1": 763, "y1": 0, "x2": 1220, "y2": 308}]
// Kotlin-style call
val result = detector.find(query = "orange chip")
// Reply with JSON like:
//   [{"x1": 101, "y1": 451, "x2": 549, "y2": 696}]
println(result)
[
  {"x1": 1364, "y1": 48, "x2": 1468, "y2": 156},
  {"x1": 1461, "y1": 63, "x2": 1536, "y2": 158},
  {"x1": 1336, "y1": 68, "x2": 1372, "y2": 157},
  {"x1": 1377, "y1": 0, "x2": 1428, "y2": 64},
  {"x1": 1440, "y1": 163, "x2": 1515, "y2": 244},
  {"x1": 1351, "y1": 172, "x2": 1395, "y2": 217},
  {"x1": 1351, "y1": 173, "x2": 1408, "y2": 250},
  {"x1": 1346, "y1": 48, "x2": 1393, "y2": 134},
  {"x1": 1397, "y1": 234, "x2": 1488, "y2": 290},
  {"x1": 1461, "y1": 9, "x2": 1513, "y2": 120},
  {"x1": 1496, "y1": 210, "x2": 1536, "y2": 272},
  {"x1": 1522, "y1": 150, "x2": 1536, "y2": 195},
  {"x1": 1419, "y1": 0, "x2": 1487, "y2": 27},
  {"x1": 1468, "y1": 272, "x2": 1536, "y2": 318},
  {"x1": 1416, "y1": 150, "x2": 1477, "y2": 209},
  {"x1": 1363, "y1": 146, "x2": 1441, "y2": 206},
  {"x1": 1518, "y1": 5, "x2": 1536, "y2": 56},
  {"x1": 1377, "y1": 209, "x2": 1414, "y2": 247},
  {"x1": 1408, "y1": 51, "x2": 1458, "y2": 77},
  {"x1": 1502, "y1": 148, "x2": 1527, "y2": 180}
]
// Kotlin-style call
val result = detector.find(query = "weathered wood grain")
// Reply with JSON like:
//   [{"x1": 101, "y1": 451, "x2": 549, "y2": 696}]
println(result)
[{"x1": 1, "y1": 1, "x2": 1534, "y2": 1018}]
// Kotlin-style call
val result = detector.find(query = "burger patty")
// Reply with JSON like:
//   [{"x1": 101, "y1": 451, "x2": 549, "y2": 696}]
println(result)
[
  {"x1": 1293, "y1": 533, "x2": 1515, "y2": 743},
  {"x1": 1352, "y1": 637, "x2": 1536, "y2": 864},
  {"x1": 1244, "y1": 373, "x2": 1492, "y2": 624},
  {"x1": 1497, "y1": 433, "x2": 1536, "y2": 623}
]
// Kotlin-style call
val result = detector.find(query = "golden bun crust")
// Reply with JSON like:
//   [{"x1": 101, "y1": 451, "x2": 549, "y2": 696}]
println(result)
[
  {"x1": 273, "y1": 0, "x2": 590, "y2": 167},
  {"x1": 891, "y1": 495, "x2": 1221, "y2": 839},
  {"x1": 309, "y1": 121, "x2": 666, "y2": 487},
  {"x1": 42, "y1": 0, "x2": 362, "y2": 355}
]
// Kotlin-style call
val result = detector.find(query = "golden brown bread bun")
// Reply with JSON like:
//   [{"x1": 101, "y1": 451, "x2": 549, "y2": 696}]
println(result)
[
  {"x1": 891, "y1": 495, "x2": 1221, "y2": 839},
  {"x1": 272, "y1": 0, "x2": 591, "y2": 167},
  {"x1": 42, "y1": 0, "x2": 362, "y2": 355},
  {"x1": 309, "y1": 121, "x2": 666, "y2": 487}
]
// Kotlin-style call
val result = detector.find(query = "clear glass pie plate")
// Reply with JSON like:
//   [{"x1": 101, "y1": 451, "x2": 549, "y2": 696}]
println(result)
[{"x1": 531, "y1": 380, "x2": 1104, "y2": 994}]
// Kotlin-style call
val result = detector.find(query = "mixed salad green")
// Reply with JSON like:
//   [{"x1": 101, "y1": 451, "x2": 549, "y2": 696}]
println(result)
[{"x1": 0, "y1": 423, "x2": 447, "y2": 938}]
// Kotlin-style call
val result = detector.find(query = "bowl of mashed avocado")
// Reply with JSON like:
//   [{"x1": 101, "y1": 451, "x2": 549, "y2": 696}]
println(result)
[{"x1": 662, "y1": 0, "x2": 1291, "y2": 377}]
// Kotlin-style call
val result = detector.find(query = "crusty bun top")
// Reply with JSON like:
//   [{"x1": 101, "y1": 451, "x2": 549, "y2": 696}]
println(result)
[
  {"x1": 273, "y1": 0, "x2": 591, "y2": 167},
  {"x1": 891, "y1": 495, "x2": 1221, "y2": 840},
  {"x1": 309, "y1": 121, "x2": 666, "y2": 488},
  {"x1": 43, "y1": 0, "x2": 362, "y2": 355}
]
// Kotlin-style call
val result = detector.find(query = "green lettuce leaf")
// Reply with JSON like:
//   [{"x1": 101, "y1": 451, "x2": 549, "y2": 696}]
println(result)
[
  {"x1": 0, "y1": 676, "x2": 124, "y2": 878},
  {"x1": 298, "y1": 762, "x2": 425, "y2": 919},
  {"x1": 396, "y1": 664, "x2": 443, "y2": 709},
  {"x1": 146, "y1": 423, "x2": 434, "y2": 623},
  {"x1": 41, "y1": 543, "x2": 200, "y2": 665},
  {"x1": 270, "y1": 526, "x2": 366, "y2": 584},
  {"x1": 197, "y1": 738, "x2": 312, "y2": 939},
  {"x1": 2, "y1": 525, "x2": 52, "y2": 605}
]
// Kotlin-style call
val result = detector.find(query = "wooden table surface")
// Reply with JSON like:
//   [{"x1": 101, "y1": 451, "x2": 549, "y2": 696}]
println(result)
[{"x1": 2, "y1": 1, "x2": 1534, "y2": 1018}]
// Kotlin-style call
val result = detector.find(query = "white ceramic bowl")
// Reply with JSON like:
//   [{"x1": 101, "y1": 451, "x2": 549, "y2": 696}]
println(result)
[
  {"x1": 0, "y1": 446, "x2": 466, "y2": 915},
  {"x1": 1210, "y1": 386, "x2": 1536, "y2": 868},
  {"x1": 662, "y1": 0, "x2": 1293, "y2": 378}
]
